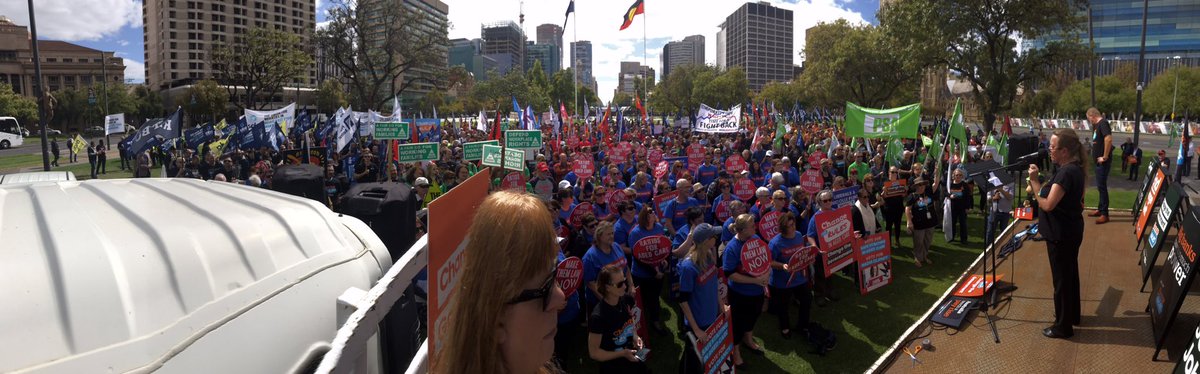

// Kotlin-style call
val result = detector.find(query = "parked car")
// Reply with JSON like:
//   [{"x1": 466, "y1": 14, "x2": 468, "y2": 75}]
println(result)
[
  {"x1": 84, "y1": 126, "x2": 105, "y2": 137},
  {"x1": 31, "y1": 127, "x2": 62, "y2": 137}
]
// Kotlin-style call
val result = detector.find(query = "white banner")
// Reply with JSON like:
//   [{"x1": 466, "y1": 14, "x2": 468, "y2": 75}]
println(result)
[
  {"x1": 244, "y1": 103, "x2": 296, "y2": 134},
  {"x1": 694, "y1": 104, "x2": 741, "y2": 133},
  {"x1": 104, "y1": 113, "x2": 125, "y2": 135}
]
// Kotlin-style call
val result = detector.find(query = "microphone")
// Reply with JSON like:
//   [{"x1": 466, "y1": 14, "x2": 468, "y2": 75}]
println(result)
[{"x1": 1002, "y1": 149, "x2": 1047, "y2": 171}]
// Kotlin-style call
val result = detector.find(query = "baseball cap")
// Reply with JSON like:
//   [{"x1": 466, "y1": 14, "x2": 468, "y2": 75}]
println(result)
[
  {"x1": 538, "y1": 162, "x2": 549, "y2": 172},
  {"x1": 691, "y1": 223, "x2": 723, "y2": 244},
  {"x1": 766, "y1": 150, "x2": 775, "y2": 157},
  {"x1": 415, "y1": 177, "x2": 430, "y2": 187},
  {"x1": 558, "y1": 180, "x2": 572, "y2": 190}
]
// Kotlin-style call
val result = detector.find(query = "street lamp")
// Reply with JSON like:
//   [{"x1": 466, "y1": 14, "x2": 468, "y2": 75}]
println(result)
[{"x1": 1172, "y1": 55, "x2": 1182, "y2": 122}]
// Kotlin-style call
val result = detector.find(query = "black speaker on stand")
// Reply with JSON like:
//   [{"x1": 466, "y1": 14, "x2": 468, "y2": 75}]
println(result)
[{"x1": 271, "y1": 164, "x2": 327, "y2": 204}]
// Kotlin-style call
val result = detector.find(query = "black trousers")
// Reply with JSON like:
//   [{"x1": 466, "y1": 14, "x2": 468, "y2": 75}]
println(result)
[
  {"x1": 884, "y1": 212, "x2": 903, "y2": 246},
  {"x1": 728, "y1": 290, "x2": 764, "y2": 345},
  {"x1": 768, "y1": 283, "x2": 812, "y2": 331},
  {"x1": 1046, "y1": 238, "x2": 1081, "y2": 332},
  {"x1": 634, "y1": 275, "x2": 664, "y2": 324}
]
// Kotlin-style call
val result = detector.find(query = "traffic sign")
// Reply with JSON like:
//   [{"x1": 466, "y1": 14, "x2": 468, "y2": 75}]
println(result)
[
  {"x1": 396, "y1": 142, "x2": 439, "y2": 163},
  {"x1": 464, "y1": 140, "x2": 499, "y2": 161},
  {"x1": 374, "y1": 121, "x2": 411, "y2": 140},
  {"x1": 506, "y1": 130, "x2": 542, "y2": 149}
]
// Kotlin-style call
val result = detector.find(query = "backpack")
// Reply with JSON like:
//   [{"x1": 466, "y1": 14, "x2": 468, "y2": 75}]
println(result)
[{"x1": 806, "y1": 322, "x2": 837, "y2": 356}]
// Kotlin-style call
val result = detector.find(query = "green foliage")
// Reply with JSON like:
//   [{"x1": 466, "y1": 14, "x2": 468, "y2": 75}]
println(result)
[
  {"x1": 131, "y1": 85, "x2": 165, "y2": 125},
  {"x1": 185, "y1": 79, "x2": 229, "y2": 123},
  {"x1": 466, "y1": 67, "x2": 598, "y2": 116},
  {"x1": 315, "y1": 79, "x2": 348, "y2": 114},
  {"x1": 882, "y1": 0, "x2": 1090, "y2": 131},
  {"x1": 801, "y1": 19, "x2": 919, "y2": 108},
  {"x1": 210, "y1": 27, "x2": 313, "y2": 110},
  {"x1": 1144, "y1": 65, "x2": 1200, "y2": 119},
  {"x1": 756, "y1": 81, "x2": 805, "y2": 110},
  {"x1": 1056, "y1": 75, "x2": 1135, "y2": 117},
  {"x1": 650, "y1": 65, "x2": 748, "y2": 113},
  {"x1": 693, "y1": 66, "x2": 750, "y2": 111},
  {"x1": 0, "y1": 83, "x2": 39, "y2": 125}
]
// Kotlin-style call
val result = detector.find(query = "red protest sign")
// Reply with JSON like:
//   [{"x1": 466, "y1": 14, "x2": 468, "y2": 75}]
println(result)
[
  {"x1": 714, "y1": 200, "x2": 731, "y2": 222},
  {"x1": 654, "y1": 161, "x2": 670, "y2": 180},
  {"x1": 854, "y1": 232, "x2": 892, "y2": 295},
  {"x1": 953, "y1": 274, "x2": 1003, "y2": 297},
  {"x1": 882, "y1": 179, "x2": 908, "y2": 198},
  {"x1": 556, "y1": 256, "x2": 583, "y2": 298},
  {"x1": 610, "y1": 142, "x2": 632, "y2": 164},
  {"x1": 649, "y1": 149, "x2": 664, "y2": 166},
  {"x1": 634, "y1": 143, "x2": 647, "y2": 159},
  {"x1": 1014, "y1": 207, "x2": 1034, "y2": 220},
  {"x1": 694, "y1": 312, "x2": 734, "y2": 373},
  {"x1": 567, "y1": 135, "x2": 579, "y2": 149},
  {"x1": 501, "y1": 172, "x2": 526, "y2": 192},
  {"x1": 725, "y1": 154, "x2": 747, "y2": 173},
  {"x1": 808, "y1": 153, "x2": 824, "y2": 169},
  {"x1": 786, "y1": 245, "x2": 819, "y2": 285},
  {"x1": 573, "y1": 154, "x2": 595, "y2": 180},
  {"x1": 739, "y1": 238, "x2": 771, "y2": 277},
  {"x1": 800, "y1": 169, "x2": 823, "y2": 195},
  {"x1": 814, "y1": 206, "x2": 855, "y2": 277},
  {"x1": 734, "y1": 178, "x2": 756, "y2": 201},
  {"x1": 653, "y1": 191, "x2": 678, "y2": 220},
  {"x1": 758, "y1": 210, "x2": 783, "y2": 240},
  {"x1": 606, "y1": 190, "x2": 626, "y2": 209},
  {"x1": 686, "y1": 144, "x2": 705, "y2": 173},
  {"x1": 633, "y1": 235, "x2": 672, "y2": 266},
  {"x1": 569, "y1": 202, "x2": 594, "y2": 228}
]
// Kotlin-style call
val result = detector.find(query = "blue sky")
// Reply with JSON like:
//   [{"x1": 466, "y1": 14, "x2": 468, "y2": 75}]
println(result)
[{"x1": 2, "y1": 0, "x2": 879, "y2": 97}]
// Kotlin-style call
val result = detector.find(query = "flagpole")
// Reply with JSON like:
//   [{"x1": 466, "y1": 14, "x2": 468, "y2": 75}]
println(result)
[
  {"x1": 572, "y1": 7, "x2": 578, "y2": 120},
  {"x1": 642, "y1": 4, "x2": 648, "y2": 112}
]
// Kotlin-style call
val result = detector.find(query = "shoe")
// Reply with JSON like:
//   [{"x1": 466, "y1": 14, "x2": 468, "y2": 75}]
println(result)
[
  {"x1": 1089, "y1": 210, "x2": 1103, "y2": 217},
  {"x1": 1043, "y1": 326, "x2": 1073, "y2": 339},
  {"x1": 1096, "y1": 215, "x2": 1109, "y2": 224},
  {"x1": 781, "y1": 329, "x2": 792, "y2": 340}
]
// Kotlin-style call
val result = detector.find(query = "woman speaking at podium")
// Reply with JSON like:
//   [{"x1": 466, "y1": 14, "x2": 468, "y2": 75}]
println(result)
[{"x1": 1027, "y1": 129, "x2": 1087, "y2": 340}]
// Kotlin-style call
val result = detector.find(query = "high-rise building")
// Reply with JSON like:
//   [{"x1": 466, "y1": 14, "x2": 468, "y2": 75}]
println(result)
[
  {"x1": 143, "y1": 0, "x2": 317, "y2": 93},
  {"x1": 719, "y1": 1, "x2": 793, "y2": 92},
  {"x1": 0, "y1": 16, "x2": 125, "y2": 99},
  {"x1": 536, "y1": 23, "x2": 563, "y2": 72},
  {"x1": 662, "y1": 35, "x2": 705, "y2": 79},
  {"x1": 715, "y1": 28, "x2": 727, "y2": 70},
  {"x1": 524, "y1": 41, "x2": 560, "y2": 76},
  {"x1": 571, "y1": 41, "x2": 595, "y2": 92},
  {"x1": 482, "y1": 21, "x2": 526, "y2": 75},
  {"x1": 615, "y1": 61, "x2": 654, "y2": 98},
  {"x1": 361, "y1": 0, "x2": 450, "y2": 103},
  {"x1": 1029, "y1": 0, "x2": 1200, "y2": 82},
  {"x1": 449, "y1": 38, "x2": 498, "y2": 81}
]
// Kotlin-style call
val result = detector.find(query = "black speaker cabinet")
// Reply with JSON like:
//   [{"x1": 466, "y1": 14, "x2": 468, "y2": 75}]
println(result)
[
  {"x1": 1007, "y1": 133, "x2": 1040, "y2": 163},
  {"x1": 339, "y1": 182, "x2": 419, "y2": 261},
  {"x1": 271, "y1": 164, "x2": 326, "y2": 203}
]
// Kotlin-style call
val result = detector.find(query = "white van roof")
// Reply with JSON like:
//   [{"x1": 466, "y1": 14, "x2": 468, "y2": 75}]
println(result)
[
  {"x1": 0, "y1": 178, "x2": 391, "y2": 373},
  {"x1": 0, "y1": 171, "x2": 76, "y2": 185}
]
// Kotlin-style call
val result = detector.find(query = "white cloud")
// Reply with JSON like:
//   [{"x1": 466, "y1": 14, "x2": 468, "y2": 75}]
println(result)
[
  {"x1": 123, "y1": 58, "x2": 145, "y2": 83},
  {"x1": 0, "y1": 0, "x2": 142, "y2": 41},
  {"x1": 444, "y1": 0, "x2": 865, "y2": 102},
  {"x1": 118, "y1": 40, "x2": 130, "y2": 46}
]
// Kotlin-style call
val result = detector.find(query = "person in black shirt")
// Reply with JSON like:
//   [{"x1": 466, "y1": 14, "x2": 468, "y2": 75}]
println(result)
[
  {"x1": 588, "y1": 264, "x2": 649, "y2": 373},
  {"x1": 905, "y1": 177, "x2": 939, "y2": 267},
  {"x1": 882, "y1": 166, "x2": 906, "y2": 247},
  {"x1": 946, "y1": 168, "x2": 972, "y2": 245},
  {"x1": 1028, "y1": 128, "x2": 1087, "y2": 339},
  {"x1": 1086, "y1": 107, "x2": 1112, "y2": 223}
]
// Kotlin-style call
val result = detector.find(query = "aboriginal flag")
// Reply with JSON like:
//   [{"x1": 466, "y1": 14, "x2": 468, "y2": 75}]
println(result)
[{"x1": 619, "y1": 0, "x2": 644, "y2": 31}]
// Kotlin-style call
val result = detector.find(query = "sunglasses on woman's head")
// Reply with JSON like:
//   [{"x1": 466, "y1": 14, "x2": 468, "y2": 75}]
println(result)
[{"x1": 507, "y1": 271, "x2": 558, "y2": 312}]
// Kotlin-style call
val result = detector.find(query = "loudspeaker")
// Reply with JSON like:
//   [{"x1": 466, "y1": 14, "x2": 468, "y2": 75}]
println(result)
[
  {"x1": 271, "y1": 164, "x2": 326, "y2": 204},
  {"x1": 339, "y1": 182, "x2": 419, "y2": 261},
  {"x1": 1007, "y1": 133, "x2": 1039, "y2": 162}
]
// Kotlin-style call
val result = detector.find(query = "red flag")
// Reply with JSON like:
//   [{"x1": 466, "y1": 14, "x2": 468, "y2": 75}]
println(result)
[
  {"x1": 391, "y1": 140, "x2": 399, "y2": 162},
  {"x1": 634, "y1": 94, "x2": 647, "y2": 124},
  {"x1": 493, "y1": 110, "x2": 503, "y2": 141},
  {"x1": 619, "y1": 0, "x2": 644, "y2": 31},
  {"x1": 411, "y1": 120, "x2": 419, "y2": 144},
  {"x1": 1002, "y1": 115, "x2": 1013, "y2": 136},
  {"x1": 559, "y1": 102, "x2": 571, "y2": 136},
  {"x1": 599, "y1": 105, "x2": 612, "y2": 146}
]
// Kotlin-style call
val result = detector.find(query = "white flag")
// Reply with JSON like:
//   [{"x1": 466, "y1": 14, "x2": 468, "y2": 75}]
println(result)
[{"x1": 477, "y1": 110, "x2": 488, "y2": 132}]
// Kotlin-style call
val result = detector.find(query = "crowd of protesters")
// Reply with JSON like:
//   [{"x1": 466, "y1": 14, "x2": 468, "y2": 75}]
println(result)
[{"x1": 126, "y1": 108, "x2": 1042, "y2": 372}]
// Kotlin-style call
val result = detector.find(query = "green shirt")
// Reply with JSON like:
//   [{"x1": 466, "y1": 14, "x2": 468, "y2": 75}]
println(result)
[{"x1": 849, "y1": 161, "x2": 871, "y2": 182}]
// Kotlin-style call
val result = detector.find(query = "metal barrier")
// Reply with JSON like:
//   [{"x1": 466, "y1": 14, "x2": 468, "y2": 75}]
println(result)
[{"x1": 316, "y1": 233, "x2": 430, "y2": 374}]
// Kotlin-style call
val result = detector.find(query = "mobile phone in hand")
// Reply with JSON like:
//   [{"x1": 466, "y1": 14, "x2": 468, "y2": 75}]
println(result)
[{"x1": 635, "y1": 348, "x2": 650, "y2": 361}]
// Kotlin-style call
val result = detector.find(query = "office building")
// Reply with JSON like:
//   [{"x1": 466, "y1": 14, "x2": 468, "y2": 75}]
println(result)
[
  {"x1": 143, "y1": 0, "x2": 317, "y2": 94},
  {"x1": 362, "y1": 0, "x2": 450, "y2": 103},
  {"x1": 0, "y1": 16, "x2": 125, "y2": 97},
  {"x1": 719, "y1": 1, "x2": 794, "y2": 92},
  {"x1": 662, "y1": 35, "x2": 704, "y2": 79},
  {"x1": 715, "y1": 28, "x2": 727, "y2": 70},
  {"x1": 1029, "y1": 0, "x2": 1199, "y2": 82},
  {"x1": 524, "y1": 41, "x2": 559, "y2": 76},
  {"x1": 571, "y1": 40, "x2": 595, "y2": 92},
  {"x1": 449, "y1": 38, "x2": 498, "y2": 81},
  {"x1": 536, "y1": 23, "x2": 563, "y2": 72},
  {"x1": 482, "y1": 21, "x2": 525, "y2": 75},
  {"x1": 615, "y1": 61, "x2": 654, "y2": 97}
]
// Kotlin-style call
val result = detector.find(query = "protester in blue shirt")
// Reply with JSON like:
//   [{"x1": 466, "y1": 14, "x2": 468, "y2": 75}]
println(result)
[
  {"x1": 767, "y1": 212, "x2": 812, "y2": 339},
  {"x1": 806, "y1": 189, "x2": 838, "y2": 306},
  {"x1": 613, "y1": 201, "x2": 638, "y2": 255},
  {"x1": 711, "y1": 179, "x2": 737, "y2": 225},
  {"x1": 674, "y1": 223, "x2": 726, "y2": 373},
  {"x1": 583, "y1": 221, "x2": 632, "y2": 310},
  {"x1": 722, "y1": 200, "x2": 748, "y2": 244},
  {"x1": 695, "y1": 153, "x2": 719, "y2": 187},
  {"x1": 627, "y1": 205, "x2": 669, "y2": 335},
  {"x1": 554, "y1": 250, "x2": 583, "y2": 366},
  {"x1": 631, "y1": 172, "x2": 654, "y2": 204},
  {"x1": 662, "y1": 178, "x2": 701, "y2": 235},
  {"x1": 556, "y1": 186, "x2": 576, "y2": 223},
  {"x1": 673, "y1": 207, "x2": 706, "y2": 248},
  {"x1": 722, "y1": 214, "x2": 771, "y2": 367}
]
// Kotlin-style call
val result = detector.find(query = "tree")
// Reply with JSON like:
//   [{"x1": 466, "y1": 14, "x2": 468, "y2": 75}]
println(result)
[
  {"x1": 611, "y1": 92, "x2": 633, "y2": 108},
  {"x1": 0, "y1": 83, "x2": 38, "y2": 126},
  {"x1": 210, "y1": 27, "x2": 312, "y2": 110},
  {"x1": 131, "y1": 85, "x2": 165, "y2": 125},
  {"x1": 693, "y1": 66, "x2": 750, "y2": 111},
  {"x1": 756, "y1": 80, "x2": 806, "y2": 111},
  {"x1": 315, "y1": 0, "x2": 449, "y2": 111},
  {"x1": 650, "y1": 64, "x2": 716, "y2": 114},
  {"x1": 882, "y1": 0, "x2": 1090, "y2": 132},
  {"x1": 315, "y1": 79, "x2": 348, "y2": 114},
  {"x1": 801, "y1": 19, "x2": 920, "y2": 108},
  {"x1": 1144, "y1": 65, "x2": 1200, "y2": 119},
  {"x1": 1056, "y1": 75, "x2": 1135, "y2": 117},
  {"x1": 185, "y1": 79, "x2": 230, "y2": 124},
  {"x1": 417, "y1": 89, "x2": 446, "y2": 115}
]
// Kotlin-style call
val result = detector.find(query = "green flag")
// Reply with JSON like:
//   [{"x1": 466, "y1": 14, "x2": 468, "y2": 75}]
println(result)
[
  {"x1": 849, "y1": 137, "x2": 859, "y2": 153},
  {"x1": 844, "y1": 102, "x2": 921, "y2": 139},
  {"x1": 948, "y1": 98, "x2": 967, "y2": 144},
  {"x1": 773, "y1": 115, "x2": 786, "y2": 149},
  {"x1": 885, "y1": 138, "x2": 904, "y2": 166},
  {"x1": 998, "y1": 132, "x2": 1009, "y2": 163}
]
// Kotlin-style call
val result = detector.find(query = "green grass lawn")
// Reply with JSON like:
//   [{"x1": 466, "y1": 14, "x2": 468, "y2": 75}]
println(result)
[
  {"x1": 560, "y1": 214, "x2": 993, "y2": 373},
  {"x1": 0, "y1": 153, "x2": 48, "y2": 171}
]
